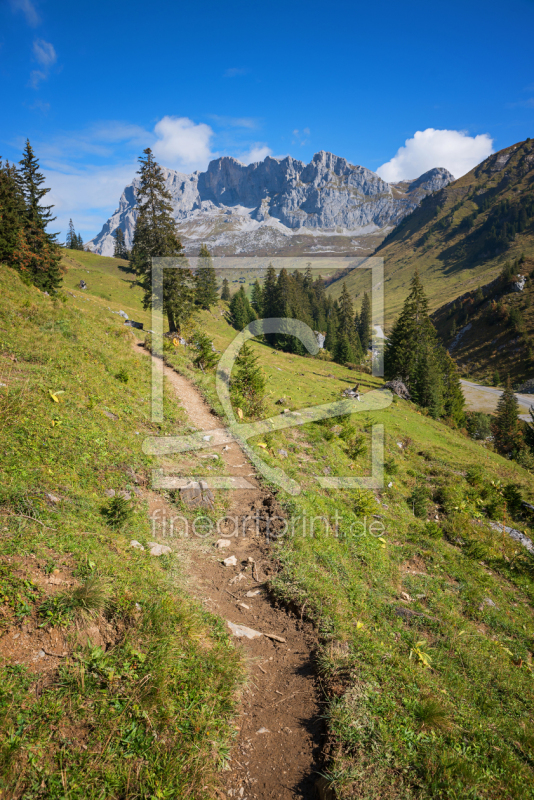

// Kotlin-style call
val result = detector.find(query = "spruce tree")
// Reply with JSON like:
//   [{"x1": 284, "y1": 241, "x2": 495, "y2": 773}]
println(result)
[
  {"x1": 66, "y1": 219, "x2": 76, "y2": 249},
  {"x1": 385, "y1": 271, "x2": 442, "y2": 411},
  {"x1": 221, "y1": 277, "x2": 231, "y2": 301},
  {"x1": 358, "y1": 292, "x2": 371, "y2": 351},
  {"x1": 441, "y1": 351, "x2": 465, "y2": 426},
  {"x1": 229, "y1": 287, "x2": 256, "y2": 331},
  {"x1": 336, "y1": 283, "x2": 362, "y2": 363},
  {"x1": 131, "y1": 148, "x2": 187, "y2": 331},
  {"x1": 0, "y1": 160, "x2": 25, "y2": 266},
  {"x1": 194, "y1": 244, "x2": 218, "y2": 309},
  {"x1": 491, "y1": 376, "x2": 522, "y2": 457},
  {"x1": 113, "y1": 227, "x2": 126, "y2": 259},
  {"x1": 262, "y1": 264, "x2": 278, "y2": 345},
  {"x1": 232, "y1": 341, "x2": 266, "y2": 418},
  {"x1": 77, "y1": 233, "x2": 84, "y2": 251},
  {"x1": 325, "y1": 309, "x2": 338, "y2": 355},
  {"x1": 250, "y1": 279, "x2": 264, "y2": 316},
  {"x1": 18, "y1": 140, "x2": 61, "y2": 292}
]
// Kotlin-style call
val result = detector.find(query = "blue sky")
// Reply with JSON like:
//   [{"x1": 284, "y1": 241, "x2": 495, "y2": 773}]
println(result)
[{"x1": 1, "y1": 0, "x2": 534, "y2": 241}]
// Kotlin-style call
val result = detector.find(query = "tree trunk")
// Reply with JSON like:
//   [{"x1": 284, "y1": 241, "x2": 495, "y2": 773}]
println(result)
[{"x1": 167, "y1": 308, "x2": 177, "y2": 333}]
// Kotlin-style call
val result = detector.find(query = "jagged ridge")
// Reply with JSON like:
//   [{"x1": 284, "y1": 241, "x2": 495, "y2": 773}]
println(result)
[{"x1": 87, "y1": 152, "x2": 453, "y2": 256}]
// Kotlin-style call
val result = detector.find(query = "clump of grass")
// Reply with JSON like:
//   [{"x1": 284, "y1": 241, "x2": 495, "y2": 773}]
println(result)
[
  {"x1": 39, "y1": 576, "x2": 111, "y2": 625},
  {"x1": 413, "y1": 698, "x2": 452, "y2": 732},
  {"x1": 114, "y1": 367, "x2": 129, "y2": 383},
  {"x1": 101, "y1": 495, "x2": 133, "y2": 529}
]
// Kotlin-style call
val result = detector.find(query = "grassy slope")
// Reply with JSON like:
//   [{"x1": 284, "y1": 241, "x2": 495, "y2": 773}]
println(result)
[
  {"x1": 166, "y1": 305, "x2": 534, "y2": 800},
  {"x1": 432, "y1": 255, "x2": 534, "y2": 384},
  {"x1": 0, "y1": 267, "x2": 242, "y2": 799},
  {"x1": 60, "y1": 249, "x2": 151, "y2": 327},
  {"x1": 327, "y1": 139, "x2": 534, "y2": 328}
]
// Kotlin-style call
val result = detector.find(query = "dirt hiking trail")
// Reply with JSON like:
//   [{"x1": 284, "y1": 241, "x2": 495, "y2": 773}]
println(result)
[{"x1": 133, "y1": 342, "x2": 324, "y2": 800}]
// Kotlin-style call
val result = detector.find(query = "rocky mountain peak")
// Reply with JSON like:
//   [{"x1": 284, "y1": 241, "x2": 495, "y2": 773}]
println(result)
[{"x1": 87, "y1": 150, "x2": 454, "y2": 257}]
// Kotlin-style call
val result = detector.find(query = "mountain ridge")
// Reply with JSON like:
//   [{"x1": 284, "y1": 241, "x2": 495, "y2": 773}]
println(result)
[
  {"x1": 87, "y1": 151, "x2": 453, "y2": 257},
  {"x1": 327, "y1": 138, "x2": 534, "y2": 323}
]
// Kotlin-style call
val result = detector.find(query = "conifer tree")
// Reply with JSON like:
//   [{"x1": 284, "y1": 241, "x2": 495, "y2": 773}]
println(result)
[
  {"x1": 194, "y1": 244, "x2": 218, "y2": 309},
  {"x1": 441, "y1": 351, "x2": 465, "y2": 426},
  {"x1": 17, "y1": 140, "x2": 61, "y2": 292},
  {"x1": 261, "y1": 264, "x2": 278, "y2": 345},
  {"x1": 131, "y1": 148, "x2": 188, "y2": 331},
  {"x1": 491, "y1": 377, "x2": 522, "y2": 457},
  {"x1": 231, "y1": 341, "x2": 266, "y2": 418},
  {"x1": 385, "y1": 271, "x2": 442, "y2": 411},
  {"x1": 335, "y1": 283, "x2": 363, "y2": 363},
  {"x1": 250, "y1": 279, "x2": 264, "y2": 316},
  {"x1": 113, "y1": 227, "x2": 126, "y2": 259},
  {"x1": 0, "y1": 160, "x2": 25, "y2": 266},
  {"x1": 229, "y1": 287, "x2": 256, "y2": 331},
  {"x1": 77, "y1": 233, "x2": 84, "y2": 251},
  {"x1": 358, "y1": 292, "x2": 371, "y2": 350},
  {"x1": 325, "y1": 311, "x2": 338, "y2": 355},
  {"x1": 262, "y1": 264, "x2": 278, "y2": 318},
  {"x1": 66, "y1": 219, "x2": 76, "y2": 249},
  {"x1": 221, "y1": 277, "x2": 231, "y2": 301}
]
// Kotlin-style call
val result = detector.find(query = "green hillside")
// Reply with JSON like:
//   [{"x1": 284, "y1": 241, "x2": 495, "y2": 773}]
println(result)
[
  {"x1": 328, "y1": 138, "x2": 534, "y2": 328},
  {"x1": 3, "y1": 255, "x2": 534, "y2": 799},
  {"x1": 432, "y1": 254, "x2": 534, "y2": 384},
  {"x1": 60, "y1": 248, "x2": 151, "y2": 326},
  {"x1": 164, "y1": 303, "x2": 534, "y2": 800},
  {"x1": 0, "y1": 266, "x2": 242, "y2": 798}
]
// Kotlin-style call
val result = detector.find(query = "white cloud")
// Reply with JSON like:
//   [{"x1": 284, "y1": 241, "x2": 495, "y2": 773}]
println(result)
[
  {"x1": 237, "y1": 144, "x2": 273, "y2": 164},
  {"x1": 29, "y1": 115, "x2": 277, "y2": 239},
  {"x1": 152, "y1": 116, "x2": 215, "y2": 172},
  {"x1": 29, "y1": 38, "x2": 57, "y2": 87},
  {"x1": 377, "y1": 128, "x2": 494, "y2": 182},
  {"x1": 45, "y1": 162, "x2": 138, "y2": 243},
  {"x1": 10, "y1": 0, "x2": 40, "y2": 27},
  {"x1": 29, "y1": 69, "x2": 46, "y2": 88},
  {"x1": 33, "y1": 38, "x2": 56, "y2": 66},
  {"x1": 292, "y1": 127, "x2": 310, "y2": 146}
]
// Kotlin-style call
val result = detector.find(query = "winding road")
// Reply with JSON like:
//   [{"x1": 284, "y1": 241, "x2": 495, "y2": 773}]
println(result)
[{"x1": 461, "y1": 379, "x2": 534, "y2": 421}]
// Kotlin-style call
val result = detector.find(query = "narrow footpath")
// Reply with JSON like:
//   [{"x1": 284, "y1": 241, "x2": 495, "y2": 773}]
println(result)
[{"x1": 134, "y1": 342, "x2": 324, "y2": 800}]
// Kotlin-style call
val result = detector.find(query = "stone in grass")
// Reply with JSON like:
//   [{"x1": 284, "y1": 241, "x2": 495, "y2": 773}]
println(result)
[
  {"x1": 104, "y1": 489, "x2": 116, "y2": 498},
  {"x1": 180, "y1": 480, "x2": 215, "y2": 510},
  {"x1": 277, "y1": 449, "x2": 288, "y2": 458},
  {"x1": 147, "y1": 542, "x2": 172, "y2": 556},
  {"x1": 227, "y1": 621, "x2": 263, "y2": 639},
  {"x1": 45, "y1": 493, "x2": 61, "y2": 504},
  {"x1": 223, "y1": 555, "x2": 238, "y2": 566},
  {"x1": 130, "y1": 540, "x2": 145, "y2": 551},
  {"x1": 216, "y1": 539, "x2": 232, "y2": 549}
]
